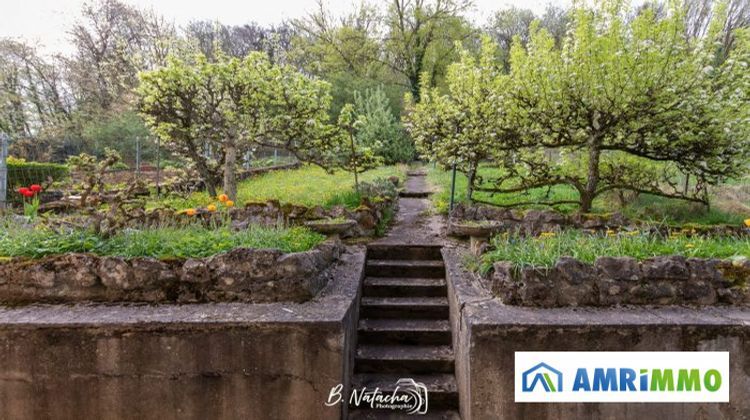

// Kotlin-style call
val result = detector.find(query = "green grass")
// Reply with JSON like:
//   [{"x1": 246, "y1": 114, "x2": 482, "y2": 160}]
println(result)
[
  {"x1": 480, "y1": 230, "x2": 750, "y2": 273},
  {"x1": 427, "y1": 165, "x2": 747, "y2": 225},
  {"x1": 0, "y1": 224, "x2": 325, "y2": 260},
  {"x1": 427, "y1": 165, "x2": 581, "y2": 214},
  {"x1": 152, "y1": 165, "x2": 406, "y2": 210}
]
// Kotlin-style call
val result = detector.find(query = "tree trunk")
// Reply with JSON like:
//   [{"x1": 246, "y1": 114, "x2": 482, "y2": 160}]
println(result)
[
  {"x1": 580, "y1": 137, "x2": 601, "y2": 213},
  {"x1": 348, "y1": 131, "x2": 359, "y2": 192},
  {"x1": 223, "y1": 140, "x2": 238, "y2": 201},
  {"x1": 466, "y1": 164, "x2": 477, "y2": 203}
]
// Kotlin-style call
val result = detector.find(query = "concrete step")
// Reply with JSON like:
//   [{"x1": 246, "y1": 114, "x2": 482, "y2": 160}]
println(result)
[
  {"x1": 367, "y1": 244, "x2": 443, "y2": 261},
  {"x1": 365, "y1": 260, "x2": 445, "y2": 279},
  {"x1": 399, "y1": 190, "x2": 432, "y2": 198},
  {"x1": 358, "y1": 319, "x2": 452, "y2": 345},
  {"x1": 363, "y1": 277, "x2": 447, "y2": 298},
  {"x1": 355, "y1": 345, "x2": 454, "y2": 374},
  {"x1": 360, "y1": 297, "x2": 449, "y2": 319},
  {"x1": 348, "y1": 409, "x2": 460, "y2": 419},
  {"x1": 350, "y1": 373, "x2": 458, "y2": 410}
]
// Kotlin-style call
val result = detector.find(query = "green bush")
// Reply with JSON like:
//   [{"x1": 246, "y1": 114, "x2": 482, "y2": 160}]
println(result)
[
  {"x1": 354, "y1": 86, "x2": 415, "y2": 164},
  {"x1": 6, "y1": 158, "x2": 69, "y2": 189}
]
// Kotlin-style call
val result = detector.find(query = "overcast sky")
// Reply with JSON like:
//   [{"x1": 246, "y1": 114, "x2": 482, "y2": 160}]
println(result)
[{"x1": 1, "y1": 0, "x2": 567, "y2": 55}]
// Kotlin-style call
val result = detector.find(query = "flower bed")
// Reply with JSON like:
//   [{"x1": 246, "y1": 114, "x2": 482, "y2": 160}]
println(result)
[{"x1": 0, "y1": 237, "x2": 343, "y2": 305}]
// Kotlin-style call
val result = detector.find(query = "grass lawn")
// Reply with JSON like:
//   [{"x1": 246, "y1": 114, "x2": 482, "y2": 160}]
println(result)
[
  {"x1": 0, "y1": 224, "x2": 325, "y2": 260},
  {"x1": 480, "y1": 230, "x2": 750, "y2": 272},
  {"x1": 428, "y1": 165, "x2": 748, "y2": 225},
  {"x1": 153, "y1": 164, "x2": 406, "y2": 210}
]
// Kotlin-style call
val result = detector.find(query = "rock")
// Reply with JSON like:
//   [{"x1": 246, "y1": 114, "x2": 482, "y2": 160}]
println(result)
[
  {"x1": 491, "y1": 261, "x2": 519, "y2": 304},
  {"x1": 304, "y1": 205, "x2": 328, "y2": 220},
  {"x1": 642, "y1": 256, "x2": 689, "y2": 281},
  {"x1": 594, "y1": 256, "x2": 641, "y2": 281},
  {"x1": 316, "y1": 238, "x2": 344, "y2": 264},
  {"x1": 517, "y1": 267, "x2": 556, "y2": 307},
  {"x1": 628, "y1": 281, "x2": 678, "y2": 305},
  {"x1": 53, "y1": 254, "x2": 99, "y2": 288},
  {"x1": 99, "y1": 257, "x2": 135, "y2": 290},
  {"x1": 553, "y1": 257, "x2": 597, "y2": 306},
  {"x1": 131, "y1": 258, "x2": 176, "y2": 288},
  {"x1": 276, "y1": 250, "x2": 325, "y2": 279},
  {"x1": 180, "y1": 259, "x2": 210, "y2": 284},
  {"x1": 25, "y1": 263, "x2": 56, "y2": 288},
  {"x1": 209, "y1": 248, "x2": 283, "y2": 290},
  {"x1": 355, "y1": 210, "x2": 377, "y2": 230}
]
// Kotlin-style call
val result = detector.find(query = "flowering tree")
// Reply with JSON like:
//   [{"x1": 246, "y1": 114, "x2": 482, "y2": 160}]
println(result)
[
  {"x1": 138, "y1": 52, "x2": 342, "y2": 199},
  {"x1": 405, "y1": 38, "x2": 514, "y2": 200},
  {"x1": 407, "y1": 1, "x2": 750, "y2": 212}
]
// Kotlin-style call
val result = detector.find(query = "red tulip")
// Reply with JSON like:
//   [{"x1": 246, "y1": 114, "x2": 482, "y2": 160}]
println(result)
[
  {"x1": 29, "y1": 184, "x2": 42, "y2": 193},
  {"x1": 18, "y1": 187, "x2": 30, "y2": 196}
]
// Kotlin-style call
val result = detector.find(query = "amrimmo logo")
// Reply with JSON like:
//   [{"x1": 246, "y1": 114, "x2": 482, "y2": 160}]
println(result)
[
  {"x1": 522, "y1": 362, "x2": 562, "y2": 393},
  {"x1": 515, "y1": 352, "x2": 729, "y2": 403}
]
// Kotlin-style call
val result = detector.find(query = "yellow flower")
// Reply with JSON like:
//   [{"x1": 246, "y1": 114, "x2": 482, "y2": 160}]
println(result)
[
  {"x1": 744, "y1": 218, "x2": 750, "y2": 228},
  {"x1": 218, "y1": 194, "x2": 229, "y2": 203},
  {"x1": 606, "y1": 229, "x2": 616, "y2": 237},
  {"x1": 539, "y1": 231, "x2": 556, "y2": 238},
  {"x1": 185, "y1": 208, "x2": 197, "y2": 216},
  {"x1": 207, "y1": 204, "x2": 217, "y2": 213},
  {"x1": 225, "y1": 200, "x2": 235, "y2": 208},
  {"x1": 685, "y1": 243, "x2": 695, "y2": 249}
]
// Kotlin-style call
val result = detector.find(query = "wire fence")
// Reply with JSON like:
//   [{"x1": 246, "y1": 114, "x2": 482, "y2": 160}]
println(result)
[{"x1": 0, "y1": 133, "x2": 300, "y2": 209}]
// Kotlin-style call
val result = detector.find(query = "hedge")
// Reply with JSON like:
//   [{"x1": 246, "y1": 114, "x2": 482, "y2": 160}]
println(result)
[{"x1": 6, "y1": 160, "x2": 69, "y2": 189}]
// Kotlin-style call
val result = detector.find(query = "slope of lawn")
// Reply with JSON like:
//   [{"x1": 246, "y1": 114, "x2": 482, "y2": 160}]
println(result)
[
  {"x1": 428, "y1": 166, "x2": 748, "y2": 225},
  {"x1": 0, "y1": 224, "x2": 325, "y2": 260},
  {"x1": 480, "y1": 230, "x2": 750, "y2": 273},
  {"x1": 153, "y1": 164, "x2": 406, "y2": 210}
]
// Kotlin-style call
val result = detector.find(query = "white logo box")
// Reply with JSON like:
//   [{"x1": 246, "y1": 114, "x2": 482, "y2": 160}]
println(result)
[{"x1": 515, "y1": 351, "x2": 729, "y2": 403}]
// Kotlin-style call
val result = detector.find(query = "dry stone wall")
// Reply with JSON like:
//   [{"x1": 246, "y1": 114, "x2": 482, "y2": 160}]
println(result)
[
  {"x1": 490, "y1": 256, "x2": 750, "y2": 307},
  {"x1": 0, "y1": 239, "x2": 344, "y2": 305}
]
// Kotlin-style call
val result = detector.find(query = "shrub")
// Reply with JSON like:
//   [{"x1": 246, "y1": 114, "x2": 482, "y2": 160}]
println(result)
[
  {"x1": 6, "y1": 157, "x2": 69, "y2": 189},
  {"x1": 354, "y1": 86, "x2": 414, "y2": 164}
]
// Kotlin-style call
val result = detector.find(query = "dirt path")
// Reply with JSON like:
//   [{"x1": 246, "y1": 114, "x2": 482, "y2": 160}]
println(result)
[{"x1": 374, "y1": 170, "x2": 445, "y2": 245}]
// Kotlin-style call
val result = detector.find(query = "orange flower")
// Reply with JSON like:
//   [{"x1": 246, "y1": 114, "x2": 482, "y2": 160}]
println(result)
[
  {"x1": 218, "y1": 194, "x2": 229, "y2": 203},
  {"x1": 225, "y1": 200, "x2": 235, "y2": 208},
  {"x1": 207, "y1": 204, "x2": 217, "y2": 213},
  {"x1": 185, "y1": 208, "x2": 197, "y2": 216}
]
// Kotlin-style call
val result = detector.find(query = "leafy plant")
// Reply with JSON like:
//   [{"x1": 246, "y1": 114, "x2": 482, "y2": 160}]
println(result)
[{"x1": 353, "y1": 86, "x2": 414, "y2": 164}]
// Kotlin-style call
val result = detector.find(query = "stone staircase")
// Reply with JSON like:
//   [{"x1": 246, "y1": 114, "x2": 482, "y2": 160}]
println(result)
[{"x1": 349, "y1": 244, "x2": 459, "y2": 420}]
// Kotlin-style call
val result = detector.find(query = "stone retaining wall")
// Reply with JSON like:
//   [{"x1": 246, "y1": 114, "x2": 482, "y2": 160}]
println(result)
[
  {"x1": 450, "y1": 203, "x2": 747, "y2": 236},
  {"x1": 0, "y1": 239, "x2": 344, "y2": 305},
  {"x1": 489, "y1": 256, "x2": 750, "y2": 307},
  {"x1": 0, "y1": 247, "x2": 364, "y2": 420},
  {"x1": 443, "y1": 247, "x2": 750, "y2": 420}
]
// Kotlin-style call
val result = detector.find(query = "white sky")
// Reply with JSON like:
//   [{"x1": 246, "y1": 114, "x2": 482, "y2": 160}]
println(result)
[{"x1": 0, "y1": 0, "x2": 567, "y2": 55}]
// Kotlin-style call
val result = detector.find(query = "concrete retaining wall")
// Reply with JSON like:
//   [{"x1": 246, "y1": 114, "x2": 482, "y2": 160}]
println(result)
[
  {"x1": 444, "y1": 247, "x2": 750, "y2": 420},
  {"x1": 0, "y1": 247, "x2": 364, "y2": 420}
]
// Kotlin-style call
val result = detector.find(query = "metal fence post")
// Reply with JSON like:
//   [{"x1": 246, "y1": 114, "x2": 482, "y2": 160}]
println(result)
[
  {"x1": 0, "y1": 132, "x2": 8, "y2": 211},
  {"x1": 449, "y1": 161, "x2": 457, "y2": 214}
]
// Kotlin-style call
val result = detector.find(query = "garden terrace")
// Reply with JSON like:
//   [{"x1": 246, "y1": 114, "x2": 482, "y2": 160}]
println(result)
[
  {"x1": 477, "y1": 230, "x2": 750, "y2": 307},
  {"x1": 0, "y1": 226, "x2": 342, "y2": 304},
  {"x1": 151, "y1": 164, "x2": 406, "y2": 211}
]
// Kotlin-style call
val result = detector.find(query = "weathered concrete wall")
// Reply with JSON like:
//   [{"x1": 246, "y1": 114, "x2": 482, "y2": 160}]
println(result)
[
  {"x1": 444, "y1": 247, "x2": 750, "y2": 420},
  {"x1": 0, "y1": 247, "x2": 364, "y2": 420}
]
